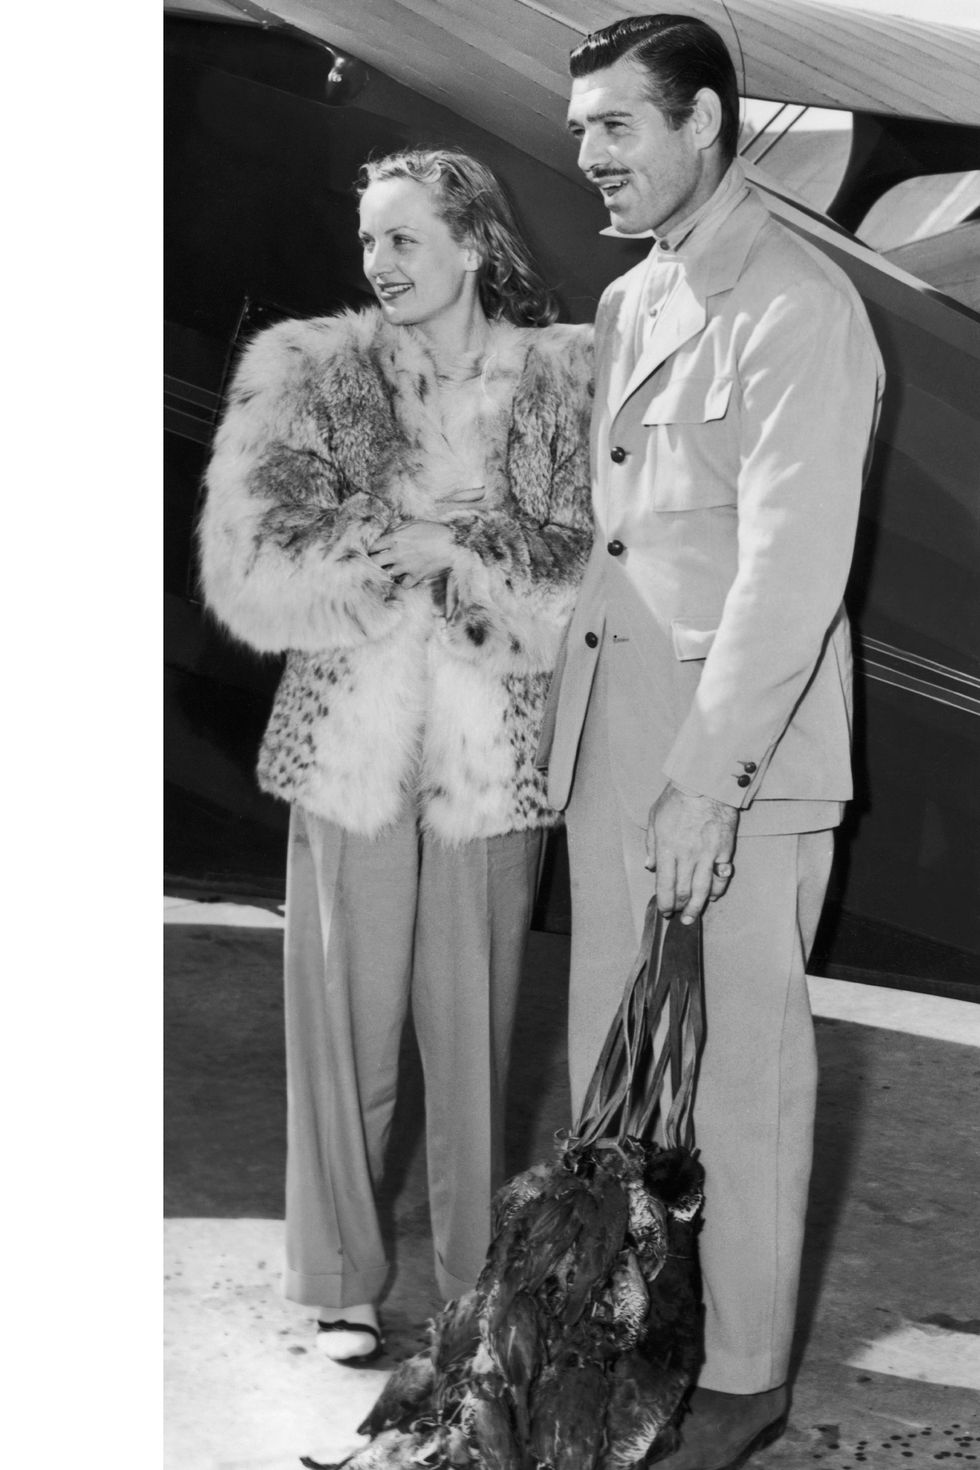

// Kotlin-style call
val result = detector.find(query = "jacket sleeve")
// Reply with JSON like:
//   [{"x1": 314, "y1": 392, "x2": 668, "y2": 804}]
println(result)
[
  {"x1": 440, "y1": 324, "x2": 595, "y2": 675},
  {"x1": 198, "y1": 316, "x2": 406, "y2": 655},
  {"x1": 662, "y1": 271, "x2": 884, "y2": 805}
]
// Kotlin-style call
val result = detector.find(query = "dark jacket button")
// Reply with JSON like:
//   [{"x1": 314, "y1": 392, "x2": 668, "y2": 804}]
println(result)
[
  {"x1": 585, "y1": 631, "x2": 599, "y2": 649},
  {"x1": 610, "y1": 446, "x2": 627, "y2": 463},
  {"x1": 736, "y1": 773, "x2": 751, "y2": 788},
  {"x1": 607, "y1": 539, "x2": 625, "y2": 556},
  {"x1": 742, "y1": 761, "x2": 757, "y2": 774}
]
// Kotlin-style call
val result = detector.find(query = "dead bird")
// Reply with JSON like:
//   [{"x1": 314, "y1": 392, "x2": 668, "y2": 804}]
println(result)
[
  {"x1": 356, "y1": 1351, "x2": 436, "y2": 1437},
  {"x1": 430, "y1": 1292, "x2": 482, "y2": 1376},
  {"x1": 625, "y1": 1178, "x2": 669, "y2": 1289},
  {"x1": 300, "y1": 1427, "x2": 423, "y2": 1470},
  {"x1": 558, "y1": 1172, "x2": 630, "y2": 1327},
  {"x1": 528, "y1": 1353, "x2": 608, "y2": 1470},
  {"x1": 492, "y1": 1160, "x2": 554, "y2": 1235},
  {"x1": 485, "y1": 1288, "x2": 543, "y2": 1444},
  {"x1": 591, "y1": 1248, "x2": 650, "y2": 1355},
  {"x1": 603, "y1": 1353, "x2": 689, "y2": 1468},
  {"x1": 467, "y1": 1370, "x2": 525, "y2": 1470}
]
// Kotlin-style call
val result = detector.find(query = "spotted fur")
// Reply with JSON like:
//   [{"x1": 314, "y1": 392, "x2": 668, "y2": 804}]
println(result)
[{"x1": 199, "y1": 308, "x2": 593, "y2": 841}]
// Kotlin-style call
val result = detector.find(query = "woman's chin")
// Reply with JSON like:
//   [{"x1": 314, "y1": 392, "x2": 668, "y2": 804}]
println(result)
[{"x1": 379, "y1": 300, "x2": 415, "y2": 326}]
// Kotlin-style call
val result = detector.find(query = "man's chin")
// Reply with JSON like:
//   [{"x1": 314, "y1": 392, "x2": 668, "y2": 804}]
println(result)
[{"x1": 606, "y1": 209, "x2": 647, "y2": 236}]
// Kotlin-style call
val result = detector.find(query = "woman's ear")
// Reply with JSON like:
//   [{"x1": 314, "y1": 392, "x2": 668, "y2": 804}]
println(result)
[{"x1": 462, "y1": 239, "x2": 482, "y2": 273}]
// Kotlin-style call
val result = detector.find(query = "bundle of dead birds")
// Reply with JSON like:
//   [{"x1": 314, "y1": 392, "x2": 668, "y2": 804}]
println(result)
[{"x1": 308, "y1": 910, "x2": 705, "y2": 1470}]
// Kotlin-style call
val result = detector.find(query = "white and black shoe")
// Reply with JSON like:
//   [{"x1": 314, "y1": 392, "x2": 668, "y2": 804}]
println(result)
[{"x1": 314, "y1": 1316, "x2": 384, "y2": 1367}]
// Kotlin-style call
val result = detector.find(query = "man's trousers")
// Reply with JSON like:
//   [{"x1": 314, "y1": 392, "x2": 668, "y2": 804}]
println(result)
[
  {"x1": 565, "y1": 672, "x2": 833, "y2": 1393},
  {"x1": 282, "y1": 804, "x2": 542, "y2": 1308}
]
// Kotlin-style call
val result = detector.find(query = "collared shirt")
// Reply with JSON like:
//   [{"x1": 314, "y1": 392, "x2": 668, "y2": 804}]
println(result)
[{"x1": 630, "y1": 161, "x2": 750, "y2": 363}]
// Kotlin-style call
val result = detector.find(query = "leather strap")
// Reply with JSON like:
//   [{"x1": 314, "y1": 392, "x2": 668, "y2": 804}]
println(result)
[{"x1": 573, "y1": 902, "x2": 705, "y2": 1153}]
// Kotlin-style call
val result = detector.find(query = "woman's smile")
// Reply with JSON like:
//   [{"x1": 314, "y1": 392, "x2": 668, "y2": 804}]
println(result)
[{"x1": 358, "y1": 176, "x2": 480, "y2": 333}]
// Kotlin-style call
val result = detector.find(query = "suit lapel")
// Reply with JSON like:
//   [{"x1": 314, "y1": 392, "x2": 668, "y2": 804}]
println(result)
[
  {"x1": 615, "y1": 273, "x2": 706, "y2": 417},
  {"x1": 604, "y1": 186, "x2": 770, "y2": 424}
]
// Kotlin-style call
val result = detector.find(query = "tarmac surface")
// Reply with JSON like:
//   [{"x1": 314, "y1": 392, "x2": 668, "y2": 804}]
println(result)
[{"x1": 164, "y1": 899, "x2": 980, "y2": 1470}]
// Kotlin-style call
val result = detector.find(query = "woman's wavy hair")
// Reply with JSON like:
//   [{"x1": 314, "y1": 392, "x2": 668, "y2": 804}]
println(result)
[
  {"x1": 569, "y1": 14, "x2": 740, "y2": 164},
  {"x1": 357, "y1": 148, "x2": 558, "y2": 327}
]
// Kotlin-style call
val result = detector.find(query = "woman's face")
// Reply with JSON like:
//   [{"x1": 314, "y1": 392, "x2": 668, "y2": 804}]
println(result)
[{"x1": 358, "y1": 176, "x2": 480, "y2": 333}]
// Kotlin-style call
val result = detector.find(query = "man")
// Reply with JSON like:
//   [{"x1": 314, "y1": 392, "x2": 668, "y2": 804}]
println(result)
[{"x1": 540, "y1": 14, "x2": 884, "y2": 1469}]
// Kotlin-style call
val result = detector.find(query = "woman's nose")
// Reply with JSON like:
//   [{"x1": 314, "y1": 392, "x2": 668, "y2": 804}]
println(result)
[{"x1": 364, "y1": 245, "x2": 386, "y2": 278}]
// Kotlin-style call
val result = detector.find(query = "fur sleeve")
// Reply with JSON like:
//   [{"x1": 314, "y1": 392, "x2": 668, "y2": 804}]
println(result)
[
  {"x1": 198, "y1": 312, "x2": 407, "y2": 654},
  {"x1": 441, "y1": 323, "x2": 594, "y2": 674}
]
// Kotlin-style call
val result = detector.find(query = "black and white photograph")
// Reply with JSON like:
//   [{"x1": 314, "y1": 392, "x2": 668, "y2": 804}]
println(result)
[{"x1": 160, "y1": 3, "x2": 979, "y2": 1468}]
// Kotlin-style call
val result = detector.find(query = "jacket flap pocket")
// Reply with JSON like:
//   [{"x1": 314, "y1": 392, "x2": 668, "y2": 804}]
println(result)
[
  {"x1": 642, "y1": 375, "x2": 732, "y2": 426},
  {"x1": 671, "y1": 619, "x2": 718, "y2": 661}
]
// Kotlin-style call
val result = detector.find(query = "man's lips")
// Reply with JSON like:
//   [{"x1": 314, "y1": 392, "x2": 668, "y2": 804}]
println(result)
[{"x1": 592, "y1": 174, "x2": 630, "y2": 201}]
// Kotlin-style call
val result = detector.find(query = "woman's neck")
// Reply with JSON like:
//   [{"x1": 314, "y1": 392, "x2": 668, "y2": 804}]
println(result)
[{"x1": 411, "y1": 303, "x2": 495, "y2": 374}]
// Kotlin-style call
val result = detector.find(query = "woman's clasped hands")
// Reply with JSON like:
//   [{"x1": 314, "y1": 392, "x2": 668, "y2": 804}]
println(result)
[{"x1": 368, "y1": 486, "x2": 485, "y2": 588}]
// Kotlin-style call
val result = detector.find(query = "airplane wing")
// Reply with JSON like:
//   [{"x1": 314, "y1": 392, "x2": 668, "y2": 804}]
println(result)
[{"x1": 164, "y1": 0, "x2": 980, "y2": 186}]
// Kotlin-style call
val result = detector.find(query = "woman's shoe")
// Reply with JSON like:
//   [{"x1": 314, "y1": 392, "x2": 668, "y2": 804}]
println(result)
[{"x1": 314, "y1": 1317, "x2": 384, "y2": 1367}]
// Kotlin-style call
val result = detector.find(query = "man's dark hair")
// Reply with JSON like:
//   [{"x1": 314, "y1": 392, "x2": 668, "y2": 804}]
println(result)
[{"x1": 569, "y1": 14, "x2": 741, "y2": 164}]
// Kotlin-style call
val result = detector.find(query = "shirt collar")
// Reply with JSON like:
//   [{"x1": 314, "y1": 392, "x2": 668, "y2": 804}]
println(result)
[{"x1": 599, "y1": 159, "x2": 749, "y2": 257}]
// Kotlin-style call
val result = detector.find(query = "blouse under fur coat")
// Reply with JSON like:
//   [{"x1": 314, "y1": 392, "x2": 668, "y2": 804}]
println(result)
[{"x1": 199, "y1": 307, "x2": 594, "y2": 843}]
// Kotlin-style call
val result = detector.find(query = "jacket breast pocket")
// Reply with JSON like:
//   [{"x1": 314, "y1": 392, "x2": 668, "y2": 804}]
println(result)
[
  {"x1": 642, "y1": 375, "x2": 732, "y2": 426},
  {"x1": 639, "y1": 375, "x2": 735, "y2": 512}
]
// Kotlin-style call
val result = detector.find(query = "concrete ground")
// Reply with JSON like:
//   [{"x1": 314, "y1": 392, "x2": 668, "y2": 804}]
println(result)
[{"x1": 164, "y1": 899, "x2": 980, "y2": 1470}]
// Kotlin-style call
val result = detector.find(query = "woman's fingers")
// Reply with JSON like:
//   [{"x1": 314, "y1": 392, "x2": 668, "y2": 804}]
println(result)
[{"x1": 438, "y1": 486, "x2": 485, "y2": 504}]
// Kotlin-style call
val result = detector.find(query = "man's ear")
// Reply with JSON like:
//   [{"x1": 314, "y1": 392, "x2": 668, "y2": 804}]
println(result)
[{"x1": 690, "y1": 87, "x2": 724, "y2": 152}]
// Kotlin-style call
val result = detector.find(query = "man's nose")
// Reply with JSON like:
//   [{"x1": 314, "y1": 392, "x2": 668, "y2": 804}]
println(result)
[{"x1": 576, "y1": 129, "x2": 604, "y2": 174}]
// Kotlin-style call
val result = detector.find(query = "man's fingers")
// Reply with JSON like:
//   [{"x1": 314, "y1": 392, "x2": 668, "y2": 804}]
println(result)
[
  {"x1": 709, "y1": 857, "x2": 735, "y2": 902},
  {"x1": 646, "y1": 784, "x2": 739, "y2": 917},
  {"x1": 654, "y1": 857, "x2": 677, "y2": 915},
  {"x1": 680, "y1": 859, "x2": 714, "y2": 924}
]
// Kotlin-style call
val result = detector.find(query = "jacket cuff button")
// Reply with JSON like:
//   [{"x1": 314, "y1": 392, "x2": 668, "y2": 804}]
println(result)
[
  {"x1": 607, "y1": 539, "x2": 625, "y2": 556},
  {"x1": 736, "y1": 773, "x2": 751, "y2": 788},
  {"x1": 742, "y1": 761, "x2": 757, "y2": 773},
  {"x1": 585, "y1": 631, "x2": 599, "y2": 649},
  {"x1": 610, "y1": 446, "x2": 627, "y2": 463}
]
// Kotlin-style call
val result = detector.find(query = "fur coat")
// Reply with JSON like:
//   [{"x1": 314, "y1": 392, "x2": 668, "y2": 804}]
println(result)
[{"x1": 199, "y1": 307, "x2": 594, "y2": 842}]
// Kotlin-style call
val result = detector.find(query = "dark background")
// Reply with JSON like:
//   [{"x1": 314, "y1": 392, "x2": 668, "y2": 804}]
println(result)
[{"x1": 164, "y1": 15, "x2": 980, "y2": 997}]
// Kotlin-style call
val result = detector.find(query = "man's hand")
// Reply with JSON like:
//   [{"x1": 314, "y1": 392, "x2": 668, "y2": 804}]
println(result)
[
  {"x1": 645, "y1": 782, "x2": 739, "y2": 924},
  {"x1": 368, "y1": 520, "x2": 457, "y2": 586}
]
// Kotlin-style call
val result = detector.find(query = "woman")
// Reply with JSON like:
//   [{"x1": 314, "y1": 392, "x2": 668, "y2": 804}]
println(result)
[{"x1": 199, "y1": 147, "x2": 593, "y2": 1363}]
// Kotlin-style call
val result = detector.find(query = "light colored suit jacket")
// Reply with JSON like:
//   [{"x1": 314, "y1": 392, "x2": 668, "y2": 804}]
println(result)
[{"x1": 540, "y1": 179, "x2": 884, "y2": 836}]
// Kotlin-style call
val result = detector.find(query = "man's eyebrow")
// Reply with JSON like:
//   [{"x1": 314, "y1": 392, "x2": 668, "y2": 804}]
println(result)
[{"x1": 565, "y1": 107, "x2": 633, "y2": 130}]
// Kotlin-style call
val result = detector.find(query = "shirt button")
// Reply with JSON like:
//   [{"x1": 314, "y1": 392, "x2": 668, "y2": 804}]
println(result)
[
  {"x1": 658, "y1": 239, "x2": 671, "y2": 252},
  {"x1": 736, "y1": 774, "x2": 751, "y2": 788},
  {"x1": 585, "y1": 631, "x2": 599, "y2": 649},
  {"x1": 607, "y1": 539, "x2": 625, "y2": 556},
  {"x1": 610, "y1": 446, "x2": 627, "y2": 463}
]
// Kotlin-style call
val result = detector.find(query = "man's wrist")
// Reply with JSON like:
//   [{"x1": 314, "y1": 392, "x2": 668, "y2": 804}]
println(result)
[
  {"x1": 668, "y1": 780, "x2": 704, "y2": 800},
  {"x1": 667, "y1": 780, "x2": 738, "y2": 814}
]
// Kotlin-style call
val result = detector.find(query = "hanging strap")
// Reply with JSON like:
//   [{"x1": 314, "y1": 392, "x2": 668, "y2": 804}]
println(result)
[{"x1": 573, "y1": 901, "x2": 705, "y2": 1154}]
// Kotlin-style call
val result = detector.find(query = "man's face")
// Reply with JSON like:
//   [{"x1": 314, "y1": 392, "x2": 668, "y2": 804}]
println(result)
[{"x1": 567, "y1": 56, "x2": 711, "y2": 237}]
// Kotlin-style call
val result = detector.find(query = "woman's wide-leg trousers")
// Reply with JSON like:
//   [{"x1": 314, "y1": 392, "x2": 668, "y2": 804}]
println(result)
[{"x1": 282, "y1": 804, "x2": 542, "y2": 1308}]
